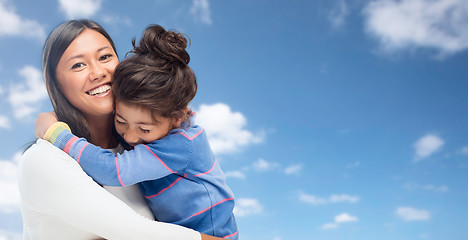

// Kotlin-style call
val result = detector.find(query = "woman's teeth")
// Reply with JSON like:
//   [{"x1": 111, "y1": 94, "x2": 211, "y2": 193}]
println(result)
[{"x1": 88, "y1": 84, "x2": 111, "y2": 96}]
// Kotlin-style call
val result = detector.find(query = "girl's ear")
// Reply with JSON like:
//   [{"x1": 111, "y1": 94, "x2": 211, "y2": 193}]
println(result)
[
  {"x1": 172, "y1": 108, "x2": 188, "y2": 128},
  {"x1": 172, "y1": 117, "x2": 184, "y2": 128}
]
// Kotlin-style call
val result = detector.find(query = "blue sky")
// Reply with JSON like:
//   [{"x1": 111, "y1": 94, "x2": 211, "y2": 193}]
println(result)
[{"x1": 0, "y1": 0, "x2": 467, "y2": 239}]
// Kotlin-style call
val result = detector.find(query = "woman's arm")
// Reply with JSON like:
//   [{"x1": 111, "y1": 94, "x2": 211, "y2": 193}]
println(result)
[{"x1": 18, "y1": 139, "x2": 202, "y2": 240}]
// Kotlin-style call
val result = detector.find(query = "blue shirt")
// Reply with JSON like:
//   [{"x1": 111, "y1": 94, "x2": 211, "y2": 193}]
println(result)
[{"x1": 49, "y1": 123, "x2": 238, "y2": 239}]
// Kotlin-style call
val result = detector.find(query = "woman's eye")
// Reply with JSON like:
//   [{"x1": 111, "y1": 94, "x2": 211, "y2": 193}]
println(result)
[
  {"x1": 71, "y1": 63, "x2": 84, "y2": 69},
  {"x1": 100, "y1": 54, "x2": 113, "y2": 61},
  {"x1": 115, "y1": 120, "x2": 125, "y2": 125},
  {"x1": 140, "y1": 128, "x2": 150, "y2": 133}
]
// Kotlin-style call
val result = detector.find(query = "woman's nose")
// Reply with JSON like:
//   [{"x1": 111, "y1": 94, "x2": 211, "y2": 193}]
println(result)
[{"x1": 89, "y1": 63, "x2": 105, "y2": 81}]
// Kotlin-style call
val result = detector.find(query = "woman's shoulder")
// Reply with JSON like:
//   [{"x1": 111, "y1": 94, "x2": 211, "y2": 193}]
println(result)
[
  {"x1": 21, "y1": 139, "x2": 73, "y2": 164},
  {"x1": 23, "y1": 138, "x2": 57, "y2": 151},
  {"x1": 18, "y1": 139, "x2": 80, "y2": 189},
  {"x1": 18, "y1": 139, "x2": 93, "y2": 210}
]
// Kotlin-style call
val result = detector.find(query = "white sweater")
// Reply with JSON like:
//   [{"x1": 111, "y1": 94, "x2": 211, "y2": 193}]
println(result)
[{"x1": 18, "y1": 139, "x2": 201, "y2": 240}]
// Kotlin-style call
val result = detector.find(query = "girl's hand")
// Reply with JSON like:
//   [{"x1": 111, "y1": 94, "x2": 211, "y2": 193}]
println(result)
[{"x1": 35, "y1": 111, "x2": 58, "y2": 138}]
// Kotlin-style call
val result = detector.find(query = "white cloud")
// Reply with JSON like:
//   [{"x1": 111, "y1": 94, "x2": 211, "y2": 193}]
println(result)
[
  {"x1": 338, "y1": 128, "x2": 351, "y2": 135},
  {"x1": 252, "y1": 158, "x2": 279, "y2": 172},
  {"x1": 101, "y1": 14, "x2": 132, "y2": 27},
  {"x1": 190, "y1": 0, "x2": 212, "y2": 25},
  {"x1": 0, "y1": 115, "x2": 10, "y2": 129},
  {"x1": 59, "y1": 0, "x2": 102, "y2": 19},
  {"x1": 421, "y1": 184, "x2": 449, "y2": 192},
  {"x1": 195, "y1": 103, "x2": 263, "y2": 155},
  {"x1": 403, "y1": 182, "x2": 449, "y2": 193},
  {"x1": 0, "y1": 152, "x2": 21, "y2": 213},
  {"x1": 227, "y1": 158, "x2": 302, "y2": 179},
  {"x1": 328, "y1": 0, "x2": 349, "y2": 29},
  {"x1": 320, "y1": 212, "x2": 358, "y2": 230},
  {"x1": 225, "y1": 170, "x2": 246, "y2": 179},
  {"x1": 8, "y1": 66, "x2": 48, "y2": 119},
  {"x1": 346, "y1": 161, "x2": 361, "y2": 168},
  {"x1": 0, "y1": 0, "x2": 45, "y2": 40},
  {"x1": 413, "y1": 134, "x2": 444, "y2": 161},
  {"x1": 251, "y1": 158, "x2": 302, "y2": 175},
  {"x1": 335, "y1": 212, "x2": 359, "y2": 223},
  {"x1": 460, "y1": 146, "x2": 468, "y2": 155},
  {"x1": 233, "y1": 198, "x2": 263, "y2": 217},
  {"x1": 284, "y1": 164, "x2": 302, "y2": 175},
  {"x1": 320, "y1": 223, "x2": 339, "y2": 230},
  {"x1": 329, "y1": 194, "x2": 360, "y2": 203},
  {"x1": 363, "y1": 0, "x2": 468, "y2": 57},
  {"x1": 299, "y1": 192, "x2": 360, "y2": 205},
  {"x1": 299, "y1": 192, "x2": 327, "y2": 205},
  {"x1": 0, "y1": 229, "x2": 21, "y2": 240},
  {"x1": 0, "y1": 229, "x2": 22, "y2": 240},
  {"x1": 396, "y1": 206, "x2": 431, "y2": 221}
]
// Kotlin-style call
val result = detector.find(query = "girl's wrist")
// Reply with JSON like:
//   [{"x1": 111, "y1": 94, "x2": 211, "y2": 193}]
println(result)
[{"x1": 43, "y1": 122, "x2": 71, "y2": 143}]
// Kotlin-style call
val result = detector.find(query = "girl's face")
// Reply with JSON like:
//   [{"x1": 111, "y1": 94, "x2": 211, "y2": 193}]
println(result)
[
  {"x1": 114, "y1": 101, "x2": 183, "y2": 147},
  {"x1": 55, "y1": 29, "x2": 119, "y2": 119}
]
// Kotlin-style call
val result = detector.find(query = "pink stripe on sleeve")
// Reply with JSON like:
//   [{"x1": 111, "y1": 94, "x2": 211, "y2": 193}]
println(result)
[
  {"x1": 194, "y1": 158, "x2": 217, "y2": 177},
  {"x1": 115, "y1": 156, "x2": 125, "y2": 186},
  {"x1": 185, "y1": 197, "x2": 235, "y2": 220},
  {"x1": 179, "y1": 128, "x2": 204, "y2": 140},
  {"x1": 76, "y1": 143, "x2": 90, "y2": 163},
  {"x1": 63, "y1": 136, "x2": 79, "y2": 154},
  {"x1": 145, "y1": 176, "x2": 184, "y2": 199},
  {"x1": 222, "y1": 230, "x2": 238, "y2": 239},
  {"x1": 143, "y1": 145, "x2": 174, "y2": 173}
]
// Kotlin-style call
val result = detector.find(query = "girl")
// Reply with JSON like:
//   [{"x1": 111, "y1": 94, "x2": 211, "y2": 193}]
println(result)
[
  {"x1": 20, "y1": 19, "x2": 223, "y2": 240},
  {"x1": 36, "y1": 24, "x2": 238, "y2": 239}
]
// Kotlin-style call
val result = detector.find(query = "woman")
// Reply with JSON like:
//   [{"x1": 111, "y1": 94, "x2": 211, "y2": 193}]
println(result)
[{"x1": 17, "y1": 19, "x2": 223, "y2": 240}]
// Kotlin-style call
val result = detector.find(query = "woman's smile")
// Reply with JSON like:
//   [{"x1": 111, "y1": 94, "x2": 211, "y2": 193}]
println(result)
[{"x1": 86, "y1": 83, "x2": 112, "y2": 97}]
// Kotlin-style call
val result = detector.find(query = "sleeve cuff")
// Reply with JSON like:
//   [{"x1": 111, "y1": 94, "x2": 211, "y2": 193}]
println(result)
[{"x1": 43, "y1": 122, "x2": 72, "y2": 144}]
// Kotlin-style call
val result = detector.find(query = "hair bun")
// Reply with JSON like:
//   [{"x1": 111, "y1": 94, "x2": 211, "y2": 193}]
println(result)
[{"x1": 132, "y1": 25, "x2": 190, "y2": 66}]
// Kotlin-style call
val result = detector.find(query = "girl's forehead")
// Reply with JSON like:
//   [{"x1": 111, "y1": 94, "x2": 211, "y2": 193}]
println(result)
[{"x1": 115, "y1": 101, "x2": 163, "y2": 124}]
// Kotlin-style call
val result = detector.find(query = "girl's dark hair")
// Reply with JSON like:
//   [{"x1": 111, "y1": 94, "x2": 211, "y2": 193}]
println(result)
[
  {"x1": 113, "y1": 24, "x2": 197, "y2": 125},
  {"x1": 43, "y1": 19, "x2": 118, "y2": 141}
]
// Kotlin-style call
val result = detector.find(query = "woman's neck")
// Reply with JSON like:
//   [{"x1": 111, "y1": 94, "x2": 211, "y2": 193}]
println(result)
[{"x1": 85, "y1": 114, "x2": 118, "y2": 149}]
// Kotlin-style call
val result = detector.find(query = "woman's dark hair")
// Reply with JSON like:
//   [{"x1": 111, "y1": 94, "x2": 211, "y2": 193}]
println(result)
[
  {"x1": 43, "y1": 19, "x2": 118, "y2": 141},
  {"x1": 113, "y1": 24, "x2": 197, "y2": 125}
]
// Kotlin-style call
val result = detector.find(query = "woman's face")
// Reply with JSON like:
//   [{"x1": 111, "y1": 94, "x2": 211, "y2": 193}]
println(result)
[{"x1": 55, "y1": 29, "x2": 119, "y2": 119}]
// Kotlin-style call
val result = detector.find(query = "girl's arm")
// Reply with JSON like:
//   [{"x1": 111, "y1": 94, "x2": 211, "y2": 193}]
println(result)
[
  {"x1": 18, "y1": 139, "x2": 202, "y2": 240},
  {"x1": 40, "y1": 121, "x2": 192, "y2": 186}
]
